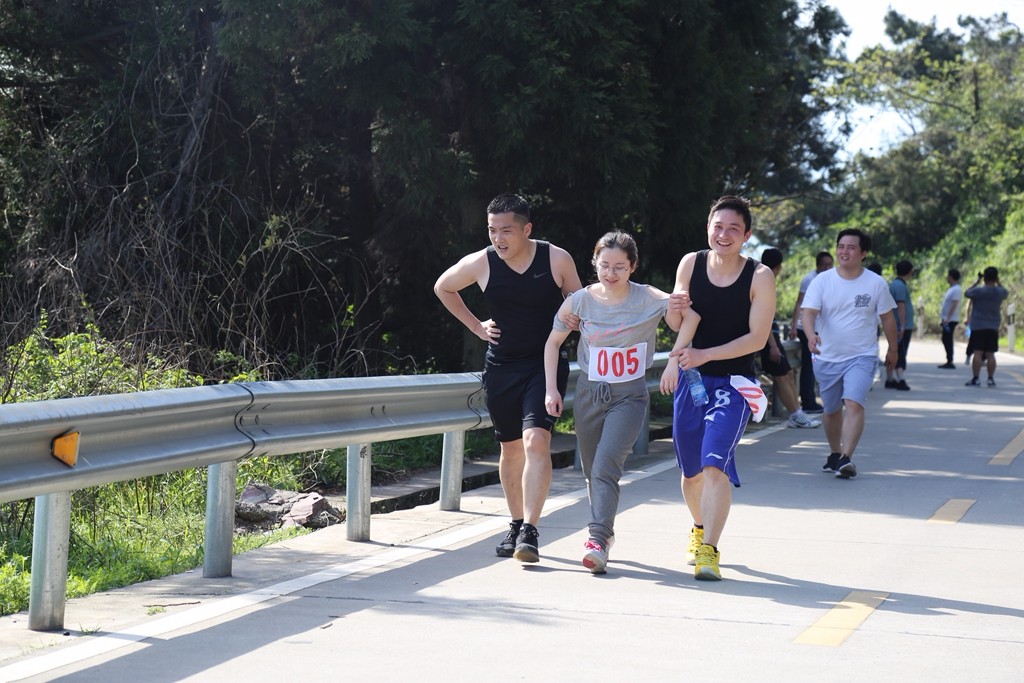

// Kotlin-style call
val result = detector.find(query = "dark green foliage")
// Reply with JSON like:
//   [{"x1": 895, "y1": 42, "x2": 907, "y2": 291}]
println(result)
[{"x1": 1, "y1": 1, "x2": 847, "y2": 377}]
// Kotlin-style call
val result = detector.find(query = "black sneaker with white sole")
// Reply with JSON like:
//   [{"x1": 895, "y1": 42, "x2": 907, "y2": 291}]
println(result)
[
  {"x1": 513, "y1": 524, "x2": 540, "y2": 563},
  {"x1": 823, "y1": 452, "x2": 841, "y2": 472},
  {"x1": 496, "y1": 520, "x2": 522, "y2": 558},
  {"x1": 834, "y1": 456, "x2": 857, "y2": 479}
]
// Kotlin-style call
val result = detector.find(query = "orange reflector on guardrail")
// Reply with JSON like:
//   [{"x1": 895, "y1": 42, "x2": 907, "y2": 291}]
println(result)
[{"x1": 51, "y1": 431, "x2": 80, "y2": 467}]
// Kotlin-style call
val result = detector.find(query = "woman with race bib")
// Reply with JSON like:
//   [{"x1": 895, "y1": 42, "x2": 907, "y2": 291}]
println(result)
[{"x1": 544, "y1": 231, "x2": 695, "y2": 574}]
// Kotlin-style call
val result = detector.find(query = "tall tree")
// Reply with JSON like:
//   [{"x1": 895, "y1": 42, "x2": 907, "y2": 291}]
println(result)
[{"x1": 1, "y1": 1, "x2": 848, "y2": 379}]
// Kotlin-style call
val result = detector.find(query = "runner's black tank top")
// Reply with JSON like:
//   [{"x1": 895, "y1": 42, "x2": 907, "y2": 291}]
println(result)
[
  {"x1": 483, "y1": 241, "x2": 564, "y2": 362},
  {"x1": 689, "y1": 249, "x2": 758, "y2": 377}
]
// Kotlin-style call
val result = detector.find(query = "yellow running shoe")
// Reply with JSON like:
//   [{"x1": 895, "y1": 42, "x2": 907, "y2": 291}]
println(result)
[
  {"x1": 685, "y1": 526, "x2": 704, "y2": 566},
  {"x1": 694, "y1": 543, "x2": 721, "y2": 581}
]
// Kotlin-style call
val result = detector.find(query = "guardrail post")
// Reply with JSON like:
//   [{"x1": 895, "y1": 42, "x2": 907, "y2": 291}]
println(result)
[
  {"x1": 439, "y1": 430, "x2": 466, "y2": 511},
  {"x1": 203, "y1": 460, "x2": 237, "y2": 578},
  {"x1": 28, "y1": 492, "x2": 71, "y2": 631},
  {"x1": 1007, "y1": 302, "x2": 1016, "y2": 353},
  {"x1": 347, "y1": 443, "x2": 371, "y2": 541}
]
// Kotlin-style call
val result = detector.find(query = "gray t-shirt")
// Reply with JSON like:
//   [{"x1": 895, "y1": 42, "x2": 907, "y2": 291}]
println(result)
[
  {"x1": 965, "y1": 283, "x2": 1009, "y2": 331},
  {"x1": 553, "y1": 281, "x2": 669, "y2": 375}
]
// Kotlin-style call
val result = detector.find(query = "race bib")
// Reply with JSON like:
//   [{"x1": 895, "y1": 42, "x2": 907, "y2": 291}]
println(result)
[
  {"x1": 588, "y1": 342, "x2": 647, "y2": 383},
  {"x1": 729, "y1": 375, "x2": 768, "y2": 422}
]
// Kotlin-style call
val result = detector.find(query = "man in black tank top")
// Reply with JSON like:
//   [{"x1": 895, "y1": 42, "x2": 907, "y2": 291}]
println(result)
[
  {"x1": 664, "y1": 195, "x2": 776, "y2": 581},
  {"x1": 434, "y1": 193, "x2": 582, "y2": 563}
]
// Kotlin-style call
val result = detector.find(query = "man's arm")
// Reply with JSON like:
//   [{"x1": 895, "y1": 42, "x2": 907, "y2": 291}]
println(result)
[
  {"x1": 895, "y1": 301, "x2": 907, "y2": 333},
  {"x1": 665, "y1": 253, "x2": 696, "y2": 332},
  {"x1": 879, "y1": 310, "x2": 899, "y2": 369},
  {"x1": 940, "y1": 293, "x2": 960, "y2": 324},
  {"x1": 678, "y1": 263, "x2": 776, "y2": 368},
  {"x1": 433, "y1": 250, "x2": 497, "y2": 344},
  {"x1": 789, "y1": 291, "x2": 806, "y2": 340},
  {"x1": 802, "y1": 308, "x2": 820, "y2": 353},
  {"x1": 549, "y1": 244, "x2": 583, "y2": 297}
]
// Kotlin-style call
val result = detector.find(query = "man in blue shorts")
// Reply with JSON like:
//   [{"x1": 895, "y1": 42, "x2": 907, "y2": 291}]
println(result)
[
  {"x1": 434, "y1": 193, "x2": 582, "y2": 563},
  {"x1": 801, "y1": 228, "x2": 898, "y2": 479},
  {"x1": 666, "y1": 196, "x2": 776, "y2": 580}
]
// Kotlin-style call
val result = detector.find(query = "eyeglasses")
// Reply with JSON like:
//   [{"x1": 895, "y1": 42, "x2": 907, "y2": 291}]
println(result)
[{"x1": 597, "y1": 264, "x2": 630, "y2": 275}]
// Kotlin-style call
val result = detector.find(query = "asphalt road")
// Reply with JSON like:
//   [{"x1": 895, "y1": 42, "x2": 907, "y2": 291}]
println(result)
[{"x1": 2, "y1": 339, "x2": 1023, "y2": 682}]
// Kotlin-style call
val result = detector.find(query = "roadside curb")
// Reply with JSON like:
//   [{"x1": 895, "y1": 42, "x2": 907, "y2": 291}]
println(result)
[{"x1": 362, "y1": 423, "x2": 675, "y2": 516}]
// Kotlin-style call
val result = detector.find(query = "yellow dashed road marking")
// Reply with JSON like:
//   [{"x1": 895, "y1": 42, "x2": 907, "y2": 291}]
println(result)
[
  {"x1": 928, "y1": 498, "x2": 976, "y2": 524},
  {"x1": 990, "y1": 427, "x2": 1024, "y2": 465},
  {"x1": 794, "y1": 590, "x2": 889, "y2": 646}
]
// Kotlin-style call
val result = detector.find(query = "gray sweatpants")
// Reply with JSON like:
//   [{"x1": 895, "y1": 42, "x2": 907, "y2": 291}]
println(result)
[{"x1": 573, "y1": 375, "x2": 649, "y2": 546}]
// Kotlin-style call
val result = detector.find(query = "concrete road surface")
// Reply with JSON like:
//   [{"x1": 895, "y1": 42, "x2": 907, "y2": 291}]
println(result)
[{"x1": 2, "y1": 339, "x2": 1023, "y2": 682}]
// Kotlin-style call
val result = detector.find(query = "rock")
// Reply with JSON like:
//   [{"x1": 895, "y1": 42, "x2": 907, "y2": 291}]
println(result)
[
  {"x1": 237, "y1": 483, "x2": 343, "y2": 531},
  {"x1": 281, "y1": 492, "x2": 342, "y2": 528}
]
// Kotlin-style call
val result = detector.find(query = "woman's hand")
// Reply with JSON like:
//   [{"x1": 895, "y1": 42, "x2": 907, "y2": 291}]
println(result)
[
  {"x1": 660, "y1": 357, "x2": 680, "y2": 395},
  {"x1": 545, "y1": 390, "x2": 563, "y2": 417}
]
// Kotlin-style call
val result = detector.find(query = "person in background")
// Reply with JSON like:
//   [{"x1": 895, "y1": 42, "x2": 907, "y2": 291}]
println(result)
[
  {"x1": 434, "y1": 193, "x2": 582, "y2": 563},
  {"x1": 885, "y1": 260, "x2": 914, "y2": 391},
  {"x1": 665, "y1": 195, "x2": 775, "y2": 580},
  {"x1": 790, "y1": 251, "x2": 833, "y2": 413},
  {"x1": 801, "y1": 229, "x2": 898, "y2": 480},
  {"x1": 964, "y1": 267, "x2": 1009, "y2": 387},
  {"x1": 759, "y1": 248, "x2": 821, "y2": 429},
  {"x1": 938, "y1": 269, "x2": 962, "y2": 369},
  {"x1": 544, "y1": 231, "x2": 676, "y2": 574}
]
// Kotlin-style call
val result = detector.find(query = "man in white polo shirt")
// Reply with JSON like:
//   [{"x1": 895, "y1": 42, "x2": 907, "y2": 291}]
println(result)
[{"x1": 802, "y1": 229, "x2": 897, "y2": 480}]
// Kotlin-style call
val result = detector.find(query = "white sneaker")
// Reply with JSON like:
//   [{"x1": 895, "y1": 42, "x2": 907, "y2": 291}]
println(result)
[{"x1": 788, "y1": 412, "x2": 821, "y2": 429}]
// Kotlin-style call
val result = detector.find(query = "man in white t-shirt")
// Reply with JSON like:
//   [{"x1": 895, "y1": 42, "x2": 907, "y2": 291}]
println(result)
[
  {"x1": 937, "y1": 269, "x2": 962, "y2": 369},
  {"x1": 789, "y1": 251, "x2": 833, "y2": 413},
  {"x1": 801, "y1": 229, "x2": 898, "y2": 480}
]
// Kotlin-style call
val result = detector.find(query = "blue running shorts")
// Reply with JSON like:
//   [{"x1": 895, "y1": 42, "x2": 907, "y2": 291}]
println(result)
[{"x1": 672, "y1": 373, "x2": 752, "y2": 487}]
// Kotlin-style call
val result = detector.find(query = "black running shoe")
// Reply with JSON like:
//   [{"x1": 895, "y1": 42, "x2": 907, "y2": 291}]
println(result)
[
  {"x1": 496, "y1": 521, "x2": 521, "y2": 558},
  {"x1": 823, "y1": 452, "x2": 841, "y2": 472},
  {"x1": 513, "y1": 524, "x2": 540, "y2": 563},
  {"x1": 965, "y1": 377, "x2": 980, "y2": 386},
  {"x1": 835, "y1": 456, "x2": 857, "y2": 479}
]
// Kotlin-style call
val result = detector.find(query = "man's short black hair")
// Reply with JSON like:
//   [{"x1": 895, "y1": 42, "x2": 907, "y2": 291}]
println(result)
[
  {"x1": 984, "y1": 266, "x2": 999, "y2": 282},
  {"x1": 836, "y1": 228, "x2": 871, "y2": 252},
  {"x1": 487, "y1": 193, "x2": 531, "y2": 223},
  {"x1": 948, "y1": 268, "x2": 961, "y2": 281},
  {"x1": 760, "y1": 247, "x2": 783, "y2": 271},
  {"x1": 896, "y1": 260, "x2": 913, "y2": 277},
  {"x1": 707, "y1": 195, "x2": 752, "y2": 233}
]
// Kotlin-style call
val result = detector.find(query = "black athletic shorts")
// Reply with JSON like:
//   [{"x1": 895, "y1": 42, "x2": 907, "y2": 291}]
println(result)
[
  {"x1": 482, "y1": 349, "x2": 569, "y2": 442},
  {"x1": 759, "y1": 331, "x2": 791, "y2": 377},
  {"x1": 971, "y1": 328, "x2": 999, "y2": 354}
]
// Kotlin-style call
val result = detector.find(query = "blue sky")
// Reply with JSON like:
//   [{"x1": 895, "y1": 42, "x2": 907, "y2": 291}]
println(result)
[{"x1": 824, "y1": 0, "x2": 1024, "y2": 155}]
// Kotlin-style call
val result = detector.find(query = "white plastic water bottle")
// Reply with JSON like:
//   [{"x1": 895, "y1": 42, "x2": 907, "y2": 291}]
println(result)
[{"x1": 685, "y1": 368, "x2": 708, "y2": 406}]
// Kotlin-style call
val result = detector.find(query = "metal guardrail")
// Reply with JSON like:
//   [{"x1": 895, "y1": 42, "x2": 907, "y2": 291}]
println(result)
[{"x1": 0, "y1": 353, "x2": 671, "y2": 630}]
